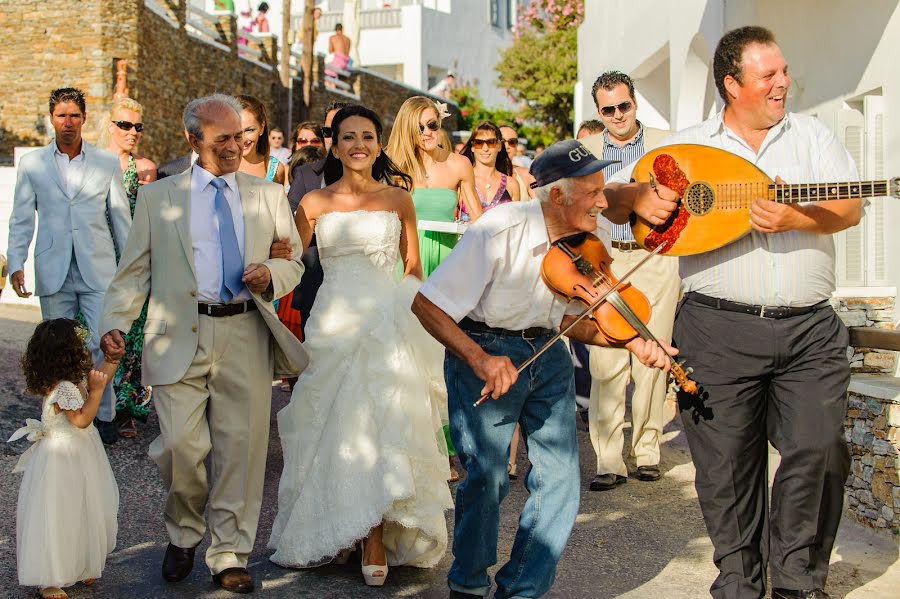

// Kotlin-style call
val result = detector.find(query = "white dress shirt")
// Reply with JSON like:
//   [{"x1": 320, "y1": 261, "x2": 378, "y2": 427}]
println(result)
[
  {"x1": 420, "y1": 200, "x2": 580, "y2": 330},
  {"x1": 54, "y1": 143, "x2": 86, "y2": 197},
  {"x1": 190, "y1": 165, "x2": 250, "y2": 303},
  {"x1": 610, "y1": 111, "x2": 861, "y2": 306}
]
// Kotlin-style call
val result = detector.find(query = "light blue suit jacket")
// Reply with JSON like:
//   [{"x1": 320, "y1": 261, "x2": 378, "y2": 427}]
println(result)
[{"x1": 7, "y1": 141, "x2": 131, "y2": 296}]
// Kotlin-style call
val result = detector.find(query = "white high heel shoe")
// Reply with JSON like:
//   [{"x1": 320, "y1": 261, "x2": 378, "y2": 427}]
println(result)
[{"x1": 359, "y1": 539, "x2": 388, "y2": 587}]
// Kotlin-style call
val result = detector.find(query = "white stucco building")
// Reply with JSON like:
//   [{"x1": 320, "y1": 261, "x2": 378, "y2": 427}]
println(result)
[
  {"x1": 576, "y1": 0, "x2": 900, "y2": 300},
  {"x1": 305, "y1": 0, "x2": 521, "y2": 107}
]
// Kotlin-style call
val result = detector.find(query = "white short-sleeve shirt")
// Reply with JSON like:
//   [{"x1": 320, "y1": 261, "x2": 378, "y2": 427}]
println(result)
[
  {"x1": 419, "y1": 200, "x2": 581, "y2": 330},
  {"x1": 610, "y1": 111, "x2": 861, "y2": 306}
]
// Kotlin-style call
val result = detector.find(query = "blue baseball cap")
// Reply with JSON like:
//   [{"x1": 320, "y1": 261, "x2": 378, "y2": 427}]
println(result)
[{"x1": 529, "y1": 139, "x2": 618, "y2": 188}]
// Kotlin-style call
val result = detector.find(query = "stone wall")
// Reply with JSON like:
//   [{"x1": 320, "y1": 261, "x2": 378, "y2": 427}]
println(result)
[
  {"x1": 844, "y1": 381, "x2": 900, "y2": 536},
  {"x1": 0, "y1": 0, "x2": 139, "y2": 161},
  {"x1": 832, "y1": 296, "x2": 897, "y2": 374}
]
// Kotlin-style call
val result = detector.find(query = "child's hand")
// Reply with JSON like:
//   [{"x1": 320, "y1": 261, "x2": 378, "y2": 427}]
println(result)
[{"x1": 87, "y1": 369, "x2": 109, "y2": 394}]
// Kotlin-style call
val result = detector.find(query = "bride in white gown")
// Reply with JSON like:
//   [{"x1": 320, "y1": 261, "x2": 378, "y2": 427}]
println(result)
[{"x1": 268, "y1": 105, "x2": 453, "y2": 586}]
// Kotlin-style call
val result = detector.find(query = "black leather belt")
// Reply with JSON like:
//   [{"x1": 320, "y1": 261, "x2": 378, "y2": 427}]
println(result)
[
  {"x1": 685, "y1": 292, "x2": 830, "y2": 319},
  {"x1": 459, "y1": 316, "x2": 554, "y2": 340},
  {"x1": 611, "y1": 240, "x2": 642, "y2": 251},
  {"x1": 198, "y1": 300, "x2": 258, "y2": 317}
]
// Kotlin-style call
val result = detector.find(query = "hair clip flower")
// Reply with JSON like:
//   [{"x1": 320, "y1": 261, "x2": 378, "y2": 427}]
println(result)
[
  {"x1": 75, "y1": 324, "x2": 90, "y2": 346},
  {"x1": 434, "y1": 101, "x2": 451, "y2": 120}
]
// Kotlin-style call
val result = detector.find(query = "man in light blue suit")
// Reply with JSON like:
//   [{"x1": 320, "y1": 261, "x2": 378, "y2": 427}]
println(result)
[{"x1": 8, "y1": 87, "x2": 131, "y2": 443}]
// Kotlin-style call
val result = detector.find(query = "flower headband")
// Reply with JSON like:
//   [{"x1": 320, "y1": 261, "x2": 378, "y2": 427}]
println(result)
[
  {"x1": 434, "y1": 101, "x2": 451, "y2": 120},
  {"x1": 75, "y1": 324, "x2": 90, "y2": 346}
]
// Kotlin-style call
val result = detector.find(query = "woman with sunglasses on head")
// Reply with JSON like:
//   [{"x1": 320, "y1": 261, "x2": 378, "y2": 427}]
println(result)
[
  {"x1": 237, "y1": 94, "x2": 285, "y2": 185},
  {"x1": 268, "y1": 105, "x2": 452, "y2": 587},
  {"x1": 99, "y1": 97, "x2": 156, "y2": 438},
  {"x1": 459, "y1": 121, "x2": 520, "y2": 222},
  {"x1": 386, "y1": 96, "x2": 482, "y2": 280}
]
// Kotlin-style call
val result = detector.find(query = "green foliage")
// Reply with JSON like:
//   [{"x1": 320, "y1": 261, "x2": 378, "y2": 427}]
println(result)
[
  {"x1": 450, "y1": 84, "x2": 517, "y2": 132},
  {"x1": 494, "y1": 0, "x2": 583, "y2": 142}
]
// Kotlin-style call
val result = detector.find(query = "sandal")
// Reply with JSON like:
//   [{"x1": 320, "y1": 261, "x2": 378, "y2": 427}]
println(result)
[
  {"x1": 81, "y1": 579, "x2": 95, "y2": 586},
  {"x1": 118, "y1": 418, "x2": 137, "y2": 439},
  {"x1": 448, "y1": 457, "x2": 460, "y2": 483},
  {"x1": 39, "y1": 588, "x2": 67, "y2": 599}
]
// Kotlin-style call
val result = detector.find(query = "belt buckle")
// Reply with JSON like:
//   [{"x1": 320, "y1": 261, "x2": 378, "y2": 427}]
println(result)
[
  {"x1": 202, "y1": 303, "x2": 223, "y2": 316},
  {"x1": 521, "y1": 328, "x2": 537, "y2": 341},
  {"x1": 759, "y1": 305, "x2": 772, "y2": 318}
]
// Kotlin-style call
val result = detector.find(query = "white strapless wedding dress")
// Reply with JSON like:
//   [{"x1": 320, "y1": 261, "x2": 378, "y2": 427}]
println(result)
[{"x1": 268, "y1": 210, "x2": 452, "y2": 569}]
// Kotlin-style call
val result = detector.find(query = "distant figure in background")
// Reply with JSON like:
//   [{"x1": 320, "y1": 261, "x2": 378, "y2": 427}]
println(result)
[
  {"x1": 287, "y1": 102, "x2": 346, "y2": 212},
  {"x1": 286, "y1": 145, "x2": 325, "y2": 187},
  {"x1": 8, "y1": 87, "x2": 131, "y2": 446},
  {"x1": 325, "y1": 23, "x2": 351, "y2": 80},
  {"x1": 102, "y1": 97, "x2": 158, "y2": 438},
  {"x1": 269, "y1": 126, "x2": 292, "y2": 164},
  {"x1": 499, "y1": 124, "x2": 535, "y2": 199},
  {"x1": 291, "y1": 121, "x2": 325, "y2": 154},
  {"x1": 254, "y1": 2, "x2": 270, "y2": 33},
  {"x1": 428, "y1": 72, "x2": 456, "y2": 99},
  {"x1": 577, "y1": 119, "x2": 605, "y2": 139},
  {"x1": 534, "y1": 144, "x2": 545, "y2": 156},
  {"x1": 236, "y1": 94, "x2": 285, "y2": 184},
  {"x1": 512, "y1": 143, "x2": 532, "y2": 168}
]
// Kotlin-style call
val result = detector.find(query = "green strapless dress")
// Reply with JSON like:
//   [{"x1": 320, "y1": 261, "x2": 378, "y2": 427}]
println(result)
[
  {"x1": 411, "y1": 188, "x2": 459, "y2": 457},
  {"x1": 412, "y1": 188, "x2": 459, "y2": 277}
]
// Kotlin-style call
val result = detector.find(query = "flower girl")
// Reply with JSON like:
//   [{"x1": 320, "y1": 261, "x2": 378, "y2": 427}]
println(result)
[{"x1": 9, "y1": 318, "x2": 120, "y2": 599}]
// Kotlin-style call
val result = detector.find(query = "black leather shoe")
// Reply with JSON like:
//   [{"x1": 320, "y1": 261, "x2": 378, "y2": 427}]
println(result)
[
  {"x1": 589, "y1": 473, "x2": 627, "y2": 491},
  {"x1": 94, "y1": 419, "x2": 119, "y2": 445},
  {"x1": 772, "y1": 588, "x2": 830, "y2": 599},
  {"x1": 213, "y1": 567, "x2": 255, "y2": 593},
  {"x1": 449, "y1": 590, "x2": 483, "y2": 598},
  {"x1": 636, "y1": 465, "x2": 661, "y2": 481},
  {"x1": 162, "y1": 543, "x2": 196, "y2": 582}
]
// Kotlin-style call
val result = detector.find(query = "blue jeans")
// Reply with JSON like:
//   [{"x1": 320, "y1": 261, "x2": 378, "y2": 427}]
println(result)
[{"x1": 446, "y1": 331, "x2": 579, "y2": 599}]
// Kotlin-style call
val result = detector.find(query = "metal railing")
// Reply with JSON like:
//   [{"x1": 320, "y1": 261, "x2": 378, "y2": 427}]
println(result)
[{"x1": 291, "y1": 8, "x2": 402, "y2": 34}]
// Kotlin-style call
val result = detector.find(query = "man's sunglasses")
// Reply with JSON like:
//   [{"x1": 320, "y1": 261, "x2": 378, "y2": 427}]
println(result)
[
  {"x1": 419, "y1": 120, "x2": 440, "y2": 134},
  {"x1": 113, "y1": 120, "x2": 144, "y2": 133},
  {"x1": 502, "y1": 137, "x2": 518, "y2": 147},
  {"x1": 321, "y1": 126, "x2": 333, "y2": 138},
  {"x1": 472, "y1": 138, "x2": 499, "y2": 149},
  {"x1": 296, "y1": 137, "x2": 323, "y2": 146},
  {"x1": 599, "y1": 100, "x2": 634, "y2": 118}
]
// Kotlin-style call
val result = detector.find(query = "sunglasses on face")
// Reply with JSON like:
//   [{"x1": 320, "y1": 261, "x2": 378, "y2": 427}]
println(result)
[
  {"x1": 113, "y1": 120, "x2": 144, "y2": 133},
  {"x1": 502, "y1": 137, "x2": 518, "y2": 147},
  {"x1": 419, "y1": 120, "x2": 440, "y2": 134},
  {"x1": 472, "y1": 138, "x2": 499, "y2": 149},
  {"x1": 296, "y1": 138, "x2": 323, "y2": 146},
  {"x1": 599, "y1": 100, "x2": 634, "y2": 118}
]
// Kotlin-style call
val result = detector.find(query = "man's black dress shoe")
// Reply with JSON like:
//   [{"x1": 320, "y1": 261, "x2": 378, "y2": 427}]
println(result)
[
  {"x1": 636, "y1": 465, "x2": 661, "y2": 481},
  {"x1": 162, "y1": 543, "x2": 196, "y2": 582},
  {"x1": 772, "y1": 588, "x2": 830, "y2": 599},
  {"x1": 449, "y1": 590, "x2": 483, "y2": 598},
  {"x1": 94, "y1": 419, "x2": 119, "y2": 445},
  {"x1": 589, "y1": 473, "x2": 627, "y2": 491},
  {"x1": 213, "y1": 567, "x2": 255, "y2": 594}
]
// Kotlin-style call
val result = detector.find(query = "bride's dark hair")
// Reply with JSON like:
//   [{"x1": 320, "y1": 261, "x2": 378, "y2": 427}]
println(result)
[{"x1": 320, "y1": 104, "x2": 413, "y2": 190}]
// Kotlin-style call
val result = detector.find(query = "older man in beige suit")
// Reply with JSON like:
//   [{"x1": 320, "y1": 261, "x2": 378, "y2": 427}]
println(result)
[{"x1": 100, "y1": 94, "x2": 306, "y2": 594}]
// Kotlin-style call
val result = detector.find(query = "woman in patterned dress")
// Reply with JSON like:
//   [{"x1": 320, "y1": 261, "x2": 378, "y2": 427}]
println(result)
[{"x1": 102, "y1": 97, "x2": 157, "y2": 437}]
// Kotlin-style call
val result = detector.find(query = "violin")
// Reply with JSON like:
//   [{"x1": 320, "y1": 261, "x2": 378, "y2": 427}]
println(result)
[
  {"x1": 473, "y1": 233, "x2": 697, "y2": 407},
  {"x1": 541, "y1": 232, "x2": 697, "y2": 394}
]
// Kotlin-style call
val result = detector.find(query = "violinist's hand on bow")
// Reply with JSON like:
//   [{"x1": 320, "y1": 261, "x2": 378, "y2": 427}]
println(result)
[
  {"x1": 473, "y1": 353, "x2": 518, "y2": 400},
  {"x1": 625, "y1": 337, "x2": 676, "y2": 372},
  {"x1": 633, "y1": 180, "x2": 679, "y2": 226}
]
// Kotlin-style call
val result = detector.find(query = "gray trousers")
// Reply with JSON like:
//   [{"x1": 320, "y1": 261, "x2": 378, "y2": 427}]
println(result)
[
  {"x1": 674, "y1": 297, "x2": 850, "y2": 598},
  {"x1": 40, "y1": 255, "x2": 116, "y2": 422}
]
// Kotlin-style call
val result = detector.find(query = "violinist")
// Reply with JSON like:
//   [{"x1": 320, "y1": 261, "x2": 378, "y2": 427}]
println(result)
[{"x1": 411, "y1": 139, "x2": 677, "y2": 599}]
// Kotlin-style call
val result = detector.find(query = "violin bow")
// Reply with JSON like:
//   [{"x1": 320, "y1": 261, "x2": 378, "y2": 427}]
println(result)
[{"x1": 474, "y1": 241, "x2": 667, "y2": 407}]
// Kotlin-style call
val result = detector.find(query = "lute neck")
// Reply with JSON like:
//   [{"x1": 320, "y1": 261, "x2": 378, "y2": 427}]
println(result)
[{"x1": 770, "y1": 180, "x2": 890, "y2": 203}]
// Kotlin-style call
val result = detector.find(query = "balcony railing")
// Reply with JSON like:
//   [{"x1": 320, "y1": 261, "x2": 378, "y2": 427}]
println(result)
[{"x1": 291, "y1": 8, "x2": 402, "y2": 35}]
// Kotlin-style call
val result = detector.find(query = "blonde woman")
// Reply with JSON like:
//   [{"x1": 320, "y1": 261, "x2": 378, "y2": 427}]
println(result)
[
  {"x1": 101, "y1": 97, "x2": 157, "y2": 436},
  {"x1": 385, "y1": 96, "x2": 482, "y2": 278}
]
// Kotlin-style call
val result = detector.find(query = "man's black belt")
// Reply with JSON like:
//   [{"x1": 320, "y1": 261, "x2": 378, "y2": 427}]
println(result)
[
  {"x1": 198, "y1": 300, "x2": 258, "y2": 317},
  {"x1": 611, "y1": 240, "x2": 642, "y2": 251},
  {"x1": 459, "y1": 316, "x2": 554, "y2": 340},
  {"x1": 685, "y1": 292, "x2": 830, "y2": 319}
]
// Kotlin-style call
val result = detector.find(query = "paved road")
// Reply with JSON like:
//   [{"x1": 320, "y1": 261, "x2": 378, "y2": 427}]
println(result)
[{"x1": 0, "y1": 304, "x2": 896, "y2": 598}]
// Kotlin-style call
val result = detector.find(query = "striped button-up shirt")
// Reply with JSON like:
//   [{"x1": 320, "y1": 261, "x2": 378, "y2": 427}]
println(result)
[
  {"x1": 611, "y1": 110, "x2": 861, "y2": 306},
  {"x1": 600, "y1": 127, "x2": 647, "y2": 241}
]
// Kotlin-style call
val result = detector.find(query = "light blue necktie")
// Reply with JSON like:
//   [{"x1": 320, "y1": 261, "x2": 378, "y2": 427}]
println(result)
[{"x1": 209, "y1": 177, "x2": 244, "y2": 302}]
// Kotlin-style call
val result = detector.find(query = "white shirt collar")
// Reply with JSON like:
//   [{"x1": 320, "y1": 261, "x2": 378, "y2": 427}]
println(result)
[
  {"x1": 191, "y1": 163, "x2": 238, "y2": 193},
  {"x1": 703, "y1": 108, "x2": 791, "y2": 139},
  {"x1": 524, "y1": 199, "x2": 551, "y2": 252},
  {"x1": 54, "y1": 141, "x2": 86, "y2": 161}
]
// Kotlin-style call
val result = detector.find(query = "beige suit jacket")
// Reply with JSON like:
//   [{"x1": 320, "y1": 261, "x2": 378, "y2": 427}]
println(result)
[{"x1": 101, "y1": 170, "x2": 308, "y2": 386}]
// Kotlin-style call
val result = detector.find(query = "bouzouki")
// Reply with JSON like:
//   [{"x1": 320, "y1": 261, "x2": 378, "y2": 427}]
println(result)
[{"x1": 629, "y1": 144, "x2": 900, "y2": 256}]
